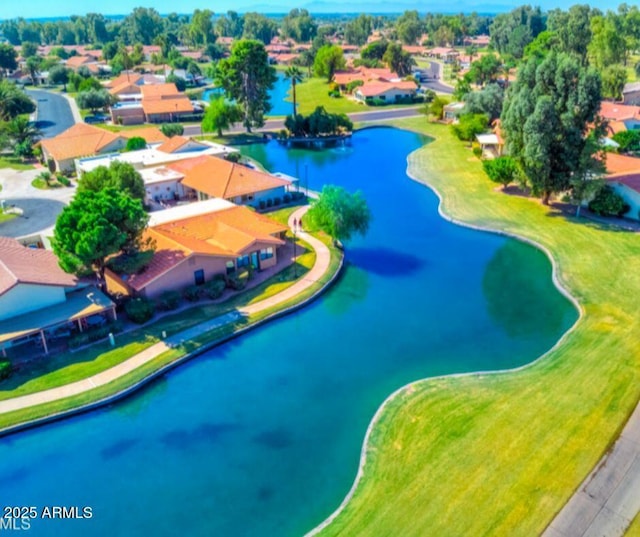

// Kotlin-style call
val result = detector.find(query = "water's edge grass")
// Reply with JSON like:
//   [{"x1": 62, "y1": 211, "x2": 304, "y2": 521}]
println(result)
[{"x1": 311, "y1": 119, "x2": 640, "y2": 536}]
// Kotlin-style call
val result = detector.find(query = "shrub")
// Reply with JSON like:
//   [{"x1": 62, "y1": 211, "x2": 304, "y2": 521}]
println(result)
[
  {"x1": 227, "y1": 270, "x2": 248, "y2": 290},
  {"x1": 346, "y1": 79, "x2": 364, "y2": 94},
  {"x1": 370, "y1": 97, "x2": 385, "y2": 106},
  {"x1": 158, "y1": 290, "x2": 181, "y2": 311},
  {"x1": 160, "y1": 123, "x2": 184, "y2": 137},
  {"x1": 57, "y1": 174, "x2": 71, "y2": 186},
  {"x1": 107, "y1": 250, "x2": 154, "y2": 275},
  {"x1": 0, "y1": 360, "x2": 11, "y2": 381},
  {"x1": 588, "y1": 186, "x2": 630, "y2": 216},
  {"x1": 47, "y1": 157, "x2": 56, "y2": 172},
  {"x1": 283, "y1": 193, "x2": 291, "y2": 203},
  {"x1": 67, "y1": 321, "x2": 123, "y2": 349},
  {"x1": 125, "y1": 137, "x2": 147, "y2": 152},
  {"x1": 124, "y1": 297, "x2": 155, "y2": 324},
  {"x1": 202, "y1": 278, "x2": 226, "y2": 299},
  {"x1": 472, "y1": 145, "x2": 483, "y2": 158},
  {"x1": 183, "y1": 285, "x2": 202, "y2": 301}
]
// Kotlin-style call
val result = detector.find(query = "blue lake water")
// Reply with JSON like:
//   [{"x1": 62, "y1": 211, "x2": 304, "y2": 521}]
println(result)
[
  {"x1": 0, "y1": 128, "x2": 577, "y2": 536},
  {"x1": 202, "y1": 73, "x2": 292, "y2": 117}
]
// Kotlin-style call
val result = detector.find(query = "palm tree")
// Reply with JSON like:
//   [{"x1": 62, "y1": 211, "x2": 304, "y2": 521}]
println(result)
[
  {"x1": 5, "y1": 116, "x2": 42, "y2": 157},
  {"x1": 284, "y1": 65, "x2": 304, "y2": 117}
]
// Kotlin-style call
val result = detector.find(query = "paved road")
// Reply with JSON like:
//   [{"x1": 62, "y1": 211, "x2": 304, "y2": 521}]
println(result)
[
  {"x1": 421, "y1": 61, "x2": 454, "y2": 94},
  {"x1": 0, "y1": 198, "x2": 67, "y2": 237},
  {"x1": 544, "y1": 402, "x2": 640, "y2": 537},
  {"x1": 27, "y1": 89, "x2": 75, "y2": 139},
  {"x1": 185, "y1": 106, "x2": 423, "y2": 137}
]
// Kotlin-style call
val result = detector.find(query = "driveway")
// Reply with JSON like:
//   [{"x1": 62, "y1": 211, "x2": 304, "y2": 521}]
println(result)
[
  {"x1": 0, "y1": 167, "x2": 75, "y2": 238},
  {"x1": 27, "y1": 89, "x2": 75, "y2": 139}
]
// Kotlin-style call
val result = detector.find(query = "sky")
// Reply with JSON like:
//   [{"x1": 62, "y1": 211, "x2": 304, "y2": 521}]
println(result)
[{"x1": 2, "y1": 0, "x2": 612, "y2": 19}]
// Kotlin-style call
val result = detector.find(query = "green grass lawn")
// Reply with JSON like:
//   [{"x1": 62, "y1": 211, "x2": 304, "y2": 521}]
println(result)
[
  {"x1": 0, "y1": 157, "x2": 35, "y2": 171},
  {"x1": 0, "y1": 212, "x2": 16, "y2": 223},
  {"x1": 316, "y1": 118, "x2": 640, "y2": 536},
  {"x1": 293, "y1": 77, "x2": 369, "y2": 115},
  {"x1": 31, "y1": 177, "x2": 63, "y2": 189}
]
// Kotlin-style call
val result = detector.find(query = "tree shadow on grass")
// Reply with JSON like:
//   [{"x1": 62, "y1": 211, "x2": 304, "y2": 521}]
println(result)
[{"x1": 545, "y1": 202, "x2": 637, "y2": 233}]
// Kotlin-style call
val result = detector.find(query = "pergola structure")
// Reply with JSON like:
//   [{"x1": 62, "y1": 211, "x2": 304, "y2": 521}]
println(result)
[{"x1": 0, "y1": 286, "x2": 116, "y2": 357}]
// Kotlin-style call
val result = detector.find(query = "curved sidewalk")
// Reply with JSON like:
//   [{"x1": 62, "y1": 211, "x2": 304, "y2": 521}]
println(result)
[{"x1": 0, "y1": 206, "x2": 330, "y2": 416}]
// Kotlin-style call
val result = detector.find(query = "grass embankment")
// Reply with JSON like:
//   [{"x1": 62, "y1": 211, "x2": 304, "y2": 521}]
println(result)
[
  {"x1": 0, "y1": 207, "x2": 341, "y2": 431},
  {"x1": 316, "y1": 118, "x2": 640, "y2": 536},
  {"x1": 293, "y1": 77, "x2": 368, "y2": 115},
  {"x1": 0, "y1": 213, "x2": 16, "y2": 224}
]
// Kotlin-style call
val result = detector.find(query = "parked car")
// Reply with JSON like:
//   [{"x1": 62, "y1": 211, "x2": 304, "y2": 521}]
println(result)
[{"x1": 84, "y1": 114, "x2": 109, "y2": 124}]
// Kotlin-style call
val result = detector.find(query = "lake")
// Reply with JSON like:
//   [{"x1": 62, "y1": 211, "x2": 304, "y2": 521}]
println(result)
[{"x1": 0, "y1": 128, "x2": 577, "y2": 537}]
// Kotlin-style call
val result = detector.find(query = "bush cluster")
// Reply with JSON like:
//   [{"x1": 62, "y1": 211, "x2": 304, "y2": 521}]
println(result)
[{"x1": 125, "y1": 297, "x2": 156, "y2": 324}]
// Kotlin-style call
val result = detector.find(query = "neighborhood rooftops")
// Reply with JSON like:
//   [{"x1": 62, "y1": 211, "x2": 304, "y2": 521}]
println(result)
[
  {"x1": 604, "y1": 153, "x2": 640, "y2": 194},
  {"x1": 356, "y1": 80, "x2": 417, "y2": 98},
  {"x1": 0, "y1": 237, "x2": 77, "y2": 296},
  {"x1": 167, "y1": 155, "x2": 291, "y2": 200}
]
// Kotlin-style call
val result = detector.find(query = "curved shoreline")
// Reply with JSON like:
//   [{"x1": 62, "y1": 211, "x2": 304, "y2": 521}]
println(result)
[
  {"x1": 306, "y1": 142, "x2": 585, "y2": 536},
  {"x1": 0, "y1": 207, "x2": 344, "y2": 437}
]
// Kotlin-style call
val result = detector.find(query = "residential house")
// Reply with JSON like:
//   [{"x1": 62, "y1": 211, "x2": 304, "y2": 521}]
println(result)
[
  {"x1": 39, "y1": 123, "x2": 167, "y2": 172},
  {"x1": 105, "y1": 200, "x2": 288, "y2": 299},
  {"x1": 65, "y1": 55, "x2": 107, "y2": 75},
  {"x1": 602, "y1": 153, "x2": 640, "y2": 220},
  {"x1": 0, "y1": 237, "x2": 115, "y2": 356},
  {"x1": 599, "y1": 101, "x2": 640, "y2": 133},
  {"x1": 427, "y1": 47, "x2": 460, "y2": 63},
  {"x1": 105, "y1": 72, "x2": 145, "y2": 100},
  {"x1": 354, "y1": 81, "x2": 417, "y2": 104},
  {"x1": 623, "y1": 82, "x2": 640, "y2": 106},
  {"x1": 167, "y1": 155, "x2": 291, "y2": 207},
  {"x1": 110, "y1": 83, "x2": 195, "y2": 125},
  {"x1": 39, "y1": 123, "x2": 126, "y2": 172},
  {"x1": 463, "y1": 35, "x2": 491, "y2": 47}
]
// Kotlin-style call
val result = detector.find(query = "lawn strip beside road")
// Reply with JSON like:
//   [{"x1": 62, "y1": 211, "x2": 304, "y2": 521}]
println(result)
[
  {"x1": 0, "y1": 210, "x2": 342, "y2": 434},
  {"x1": 313, "y1": 118, "x2": 640, "y2": 537}
]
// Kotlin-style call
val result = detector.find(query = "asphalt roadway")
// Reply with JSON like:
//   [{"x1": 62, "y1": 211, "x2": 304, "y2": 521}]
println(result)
[
  {"x1": 184, "y1": 105, "x2": 424, "y2": 137},
  {"x1": 27, "y1": 88, "x2": 75, "y2": 139}
]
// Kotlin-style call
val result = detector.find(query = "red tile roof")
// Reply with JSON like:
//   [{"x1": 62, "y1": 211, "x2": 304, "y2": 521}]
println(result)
[
  {"x1": 0, "y1": 238, "x2": 76, "y2": 296},
  {"x1": 168, "y1": 155, "x2": 290, "y2": 199},
  {"x1": 125, "y1": 206, "x2": 286, "y2": 291},
  {"x1": 605, "y1": 153, "x2": 640, "y2": 175},
  {"x1": 39, "y1": 123, "x2": 122, "y2": 162},
  {"x1": 599, "y1": 101, "x2": 640, "y2": 122},
  {"x1": 607, "y1": 173, "x2": 640, "y2": 194},
  {"x1": 356, "y1": 81, "x2": 417, "y2": 98}
]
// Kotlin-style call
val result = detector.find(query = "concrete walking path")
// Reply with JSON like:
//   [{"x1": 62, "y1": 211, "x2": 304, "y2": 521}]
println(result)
[
  {"x1": 544, "y1": 403, "x2": 640, "y2": 537},
  {"x1": 0, "y1": 206, "x2": 332, "y2": 416}
]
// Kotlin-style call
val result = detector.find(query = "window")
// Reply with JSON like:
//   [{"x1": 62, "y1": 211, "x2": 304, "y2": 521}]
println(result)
[
  {"x1": 260, "y1": 247, "x2": 273, "y2": 260},
  {"x1": 226, "y1": 261, "x2": 235, "y2": 274},
  {"x1": 194, "y1": 269, "x2": 205, "y2": 285},
  {"x1": 236, "y1": 255, "x2": 250, "y2": 268},
  {"x1": 241, "y1": 194, "x2": 254, "y2": 202}
]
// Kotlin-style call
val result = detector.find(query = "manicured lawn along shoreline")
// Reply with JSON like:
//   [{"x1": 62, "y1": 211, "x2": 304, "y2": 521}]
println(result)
[
  {"x1": 314, "y1": 119, "x2": 640, "y2": 536},
  {"x1": 0, "y1": 217, "x2": 343, "y2": 433}
]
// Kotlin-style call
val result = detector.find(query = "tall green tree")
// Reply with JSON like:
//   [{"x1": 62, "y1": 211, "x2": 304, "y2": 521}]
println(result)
[
  {"x1": 501, "y1": 52, "x2": 602, "y2": 205},
  {"x1": 201, "y1": 96, "x2": 243, "y2": 136},
  {"x1": 490, "y1": 5, "x2": 545, "y2": 59},
  {"x1": 284, "y1": 65, "x2": 304, "y2": 117},
  {"x1": 281, "y1": 9, "x2": 317, "y2": 42},
  {"x1": 48, "y1": 65, "x2": 70, "y2": 91},
  {"x1": 216, "y1": 40, "x2": 276, "y2": 132},
  {"x1": 344, "y1": 14, "x2": 373, "y2": 46},
  {"x1": 53, "y1": 188, "x2": 149, "y2": 283},
  {"x1": 602, "y1": 64, "x2": 628, "y2": 101},
  {"x1": 0, "y1": 44, "x2": 18, "y2": 78},
  {"x1": 313, "y1": 44, "x2": 346, "y2": 82},
  {"x1": 547, "y1": 5, "x2": 593, "y2": 65},
  {"x1": 396, "y1": 10, "x2": 425, "y2": 45},
  {"x1": 305, "y1": 185, "x2": 371, "y2": 243},
  {"x1": 0, "y1": 80, "x2": 35, "y2": 120},
  {"x1": 242, "y1": 13, "x2": 278, "y2": 45},
  {"x1": 382, "y1": 42, "x2": 415, "y2": 77},
  {"x1": 463, "y1": 83, "x2": 504, "y2": 121},
  {"x1": 190, "y1": 9, "x2": 215, "y2": 46},
  {"x1": 25, "y1": 56, "x2": 41, "y2": 86},
  {"x1": 78, "y1": 161, "x2": 146, "y2": 201},
  {"x1": 468, "y1": 54, "x2": 502, "y2": 87}
]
